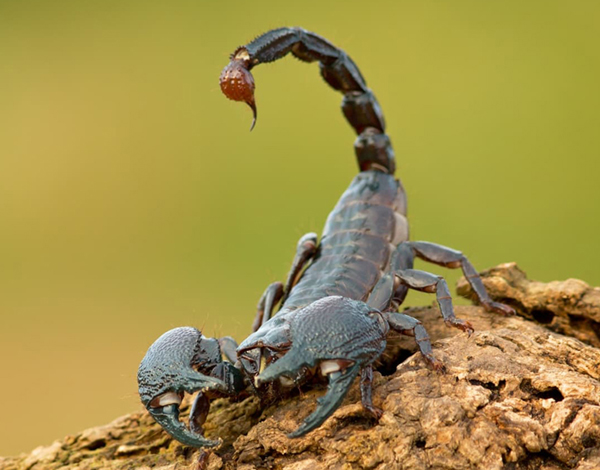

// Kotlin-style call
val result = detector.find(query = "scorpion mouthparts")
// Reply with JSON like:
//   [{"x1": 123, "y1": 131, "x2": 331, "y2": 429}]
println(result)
[{"x1": 253, "y1": 352, "x2": 268, "y2": 387}]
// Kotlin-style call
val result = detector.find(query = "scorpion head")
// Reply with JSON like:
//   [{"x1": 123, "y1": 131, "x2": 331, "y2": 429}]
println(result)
[
  {"x1": 137, "y1": 327, "x2": 244, "y2": 447},
  {"x1": 237, "y1": 296, "x2": 387, "y2": 437},
  {"x1": 237, "y1": 314, "x2": 297, "y2": 397}
]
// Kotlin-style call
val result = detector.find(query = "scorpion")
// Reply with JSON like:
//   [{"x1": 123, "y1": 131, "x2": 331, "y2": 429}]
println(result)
[{"x1": 137, "y1": 27, "x2": 515, "y2": 448}]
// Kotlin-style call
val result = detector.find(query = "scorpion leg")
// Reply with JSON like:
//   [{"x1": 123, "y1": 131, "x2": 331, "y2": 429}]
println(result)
[
  {"x1": 366, "y1": 273, "x2": 395, "y2": 311},
  {"x1": 393, "y1": 269, "x2": 474, "y2": 334},
  {"x1": 368, "y1": 273, "x2": 443, "y2": 369},
  {"x1": 360, "y1": 365, "x2": 382, "y2": 419},
  {"x1": 251, "y1": 233, "x2": 317, "y2": 332},
  {"x1": 384, "y1": 311, "x2": 444, "y2": 370},
  {"x1": 251, "y1": 282, "x2": 284, "y2": 333},
  {"x1": 379, "y1": 244, "x2": 472, "y2": 331},
  {"x1": 406, "y1": 241, "x2": 516, "y2": 316},
  {"x1": 281, "y1": 232, "x2": 318, "y2": 303}
]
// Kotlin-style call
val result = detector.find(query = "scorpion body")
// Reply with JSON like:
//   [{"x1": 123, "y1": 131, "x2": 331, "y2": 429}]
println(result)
[{"x1": 138, "y1": 27, "x2": 515, "y2": 448}]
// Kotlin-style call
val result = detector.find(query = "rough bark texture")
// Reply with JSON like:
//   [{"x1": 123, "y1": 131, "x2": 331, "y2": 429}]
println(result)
[
  {"x1": 2, "y1": 264, "x2": 599, "y2": 470},
  {"x1": 457, "y1": 263, "x2": 600, "y2": 348}
]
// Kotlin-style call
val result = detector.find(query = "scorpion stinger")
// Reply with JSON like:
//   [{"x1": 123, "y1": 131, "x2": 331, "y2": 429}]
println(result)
[
  {"x1": 137, "y1": 327, "x2": 244, "y2": 447},
  {"x1": 220, "y1": 47, "x2": 257, "y2": 130}
]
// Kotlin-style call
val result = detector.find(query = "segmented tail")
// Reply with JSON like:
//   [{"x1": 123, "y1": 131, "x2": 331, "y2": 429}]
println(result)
[{"x1": 220, "y1": 27, "x2": 395, "y2": 174}]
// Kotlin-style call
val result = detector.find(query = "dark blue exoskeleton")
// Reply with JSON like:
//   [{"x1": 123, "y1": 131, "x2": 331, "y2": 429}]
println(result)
[{"x1": 138, "y1": 27, "x2": 515, "y2": 447}]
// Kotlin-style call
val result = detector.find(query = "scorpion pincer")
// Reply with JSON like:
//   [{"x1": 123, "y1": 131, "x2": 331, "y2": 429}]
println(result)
[{"x1": 137, "y1": 27, "x2": 515, "y2": 447}]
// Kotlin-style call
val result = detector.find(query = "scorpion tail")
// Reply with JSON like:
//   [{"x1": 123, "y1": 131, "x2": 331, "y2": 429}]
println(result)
[{"x1": 219, "y1": 27, "x2": 395, "y2": 174}]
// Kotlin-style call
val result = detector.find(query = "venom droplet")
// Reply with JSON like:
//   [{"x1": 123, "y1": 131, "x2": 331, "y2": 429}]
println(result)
[{"x1": 220, "y1": 59, "x2": 257, "y2": 130}]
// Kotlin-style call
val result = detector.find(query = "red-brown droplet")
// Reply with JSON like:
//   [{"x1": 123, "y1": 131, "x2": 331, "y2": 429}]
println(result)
[
  {"x1": 220, "y1": 59, "x2": 257, "y2": 130},
  {"x1": 219, "y1": 60, "x2": 255, "y2": 105}
]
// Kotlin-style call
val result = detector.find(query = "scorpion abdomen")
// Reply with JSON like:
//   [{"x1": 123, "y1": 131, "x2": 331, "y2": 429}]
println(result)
[{"x1": 283, "y1": 171, "x2": 409, "y2": 309}]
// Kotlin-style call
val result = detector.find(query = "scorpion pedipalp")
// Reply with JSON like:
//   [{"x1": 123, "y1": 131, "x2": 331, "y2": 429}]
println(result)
[
  {"x1": 137, "y1": 327, "x2": 244, "y2": 447},
  {"x1": 253, "y1": 296, "x2": 387, "y2": 437}
]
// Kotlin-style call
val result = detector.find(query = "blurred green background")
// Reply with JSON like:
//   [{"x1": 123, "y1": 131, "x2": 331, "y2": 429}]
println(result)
[{"x1": 1, "y1": 0, "x2": 599, "y2": 456}]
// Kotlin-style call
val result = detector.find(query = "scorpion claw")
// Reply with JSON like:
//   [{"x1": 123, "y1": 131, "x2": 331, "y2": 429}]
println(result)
[
  {"x1": 148, "y1": 403, "x2": 221, "y2": 448},
  {"x1": 138, "y1": 327, "x2": 244, "y2": 447},
  {"x1": 253, "y1": 297, "x2": 388, "y2": 437},
  {"x1": 256, "y1": 348, "x2": 362, "y2": 438},
  {"x1": 288, "y1": 363, "x2": 361, "y2": 438}
]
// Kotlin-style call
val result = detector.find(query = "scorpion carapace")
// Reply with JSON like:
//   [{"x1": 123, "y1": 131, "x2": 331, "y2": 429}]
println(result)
[{"x1": 138, "y1": 26, "x2": 515, "y2": 448}]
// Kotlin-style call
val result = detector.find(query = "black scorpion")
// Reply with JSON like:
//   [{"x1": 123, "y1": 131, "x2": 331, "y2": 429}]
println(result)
[{"x1": 137, "y1": 27, "x2": 515, "y2": 448}]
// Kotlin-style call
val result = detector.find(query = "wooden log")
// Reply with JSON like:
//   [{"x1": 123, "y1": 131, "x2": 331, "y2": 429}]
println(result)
[{"x1": 3, "y1": 265, "x2": 599, "y2": 470}]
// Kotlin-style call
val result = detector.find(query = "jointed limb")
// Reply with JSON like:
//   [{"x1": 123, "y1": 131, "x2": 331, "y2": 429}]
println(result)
[
  {"x1": 251, "y1": 233, "x2": 318, "y2": 332},
  {"x1": 281, "y1": 232, "x2": 318, "y2": 304},
  {"x1": 405, "y1": 241, "x2": 515, "y2": 315},
  {"x1": 385, "y1": 311, "x2": 443, "y2": 370}
]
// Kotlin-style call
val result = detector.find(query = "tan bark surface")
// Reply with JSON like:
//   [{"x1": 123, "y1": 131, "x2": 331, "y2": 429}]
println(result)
[
  {"x1": 457, "y1": 263, "x2": 600, "y2": 348},
  {"x1": 2, "y1": 264, "x2": 599, "y2": 470}
]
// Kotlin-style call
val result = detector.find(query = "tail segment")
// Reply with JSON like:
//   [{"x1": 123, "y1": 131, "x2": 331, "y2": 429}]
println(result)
[{"x1": 220, "y1": 27, "x2": 395, "y2": 174}]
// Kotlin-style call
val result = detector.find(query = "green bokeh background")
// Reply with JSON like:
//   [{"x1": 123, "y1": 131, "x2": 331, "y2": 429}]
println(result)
[{"x1": 1, "y1": 0, "x2": 598, "y2": 456}]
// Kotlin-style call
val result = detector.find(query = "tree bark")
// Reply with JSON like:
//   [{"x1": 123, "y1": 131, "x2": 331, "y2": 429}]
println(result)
[{"x1": 2, "y1": 264, "x2": 599, "y2": 470}]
